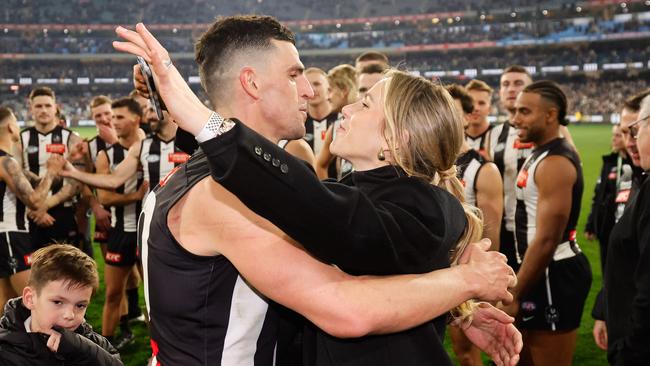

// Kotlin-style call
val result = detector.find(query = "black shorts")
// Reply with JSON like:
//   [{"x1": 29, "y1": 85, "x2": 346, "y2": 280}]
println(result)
[
  {"x1": 105, "y1": 229, "x2": 137, "y2": 267},
  {"x1": 0, "y1": 231, "x2": 33, "y2": 278},
  {"x1": 518, "y1": 252, "x2": 592, "y2": 331},
  {"x1": 499, "y1": 226, "x2": 521, "y2": 272},
  {"x1": 29, "y1": 206, "x2": 78, "y2": 250}
]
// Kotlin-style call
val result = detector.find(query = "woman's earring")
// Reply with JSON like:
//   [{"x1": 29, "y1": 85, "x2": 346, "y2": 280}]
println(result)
[{"x1": 377, "y1": 148, "x2": 386, "y2": 161}]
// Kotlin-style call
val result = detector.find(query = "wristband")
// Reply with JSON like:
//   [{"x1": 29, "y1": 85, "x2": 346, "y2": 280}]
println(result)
[{"x1": 195, "y1": 112, "x2": 235, "y2": 143}]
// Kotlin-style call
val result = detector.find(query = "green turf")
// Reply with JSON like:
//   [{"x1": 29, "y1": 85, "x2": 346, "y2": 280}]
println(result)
[{"x1": 74, "y1": 124, "x2": 613, "y2": 365}]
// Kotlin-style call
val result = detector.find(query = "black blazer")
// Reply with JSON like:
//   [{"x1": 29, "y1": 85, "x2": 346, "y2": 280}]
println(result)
[{"x1": 199, "y1": 121, "x2": 468, "y2": 365}]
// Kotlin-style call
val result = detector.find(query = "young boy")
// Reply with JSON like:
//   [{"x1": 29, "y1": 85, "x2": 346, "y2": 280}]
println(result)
[{"x1": 0, "y1": 244, "x2": 122, "y2": 365}]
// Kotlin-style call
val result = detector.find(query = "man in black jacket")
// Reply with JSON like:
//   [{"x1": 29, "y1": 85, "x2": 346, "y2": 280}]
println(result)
[
  {"x1": 0, "y1": 244, "x2": 121, "y2": 366},
  {"x1": 585, "y1": 124, "x2": 629, "y2": 272}
]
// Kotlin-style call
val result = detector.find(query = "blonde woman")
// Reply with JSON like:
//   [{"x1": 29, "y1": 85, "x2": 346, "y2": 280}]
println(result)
[{"x1": 114, "y1": 22, "x2": 521, "y2": 366}]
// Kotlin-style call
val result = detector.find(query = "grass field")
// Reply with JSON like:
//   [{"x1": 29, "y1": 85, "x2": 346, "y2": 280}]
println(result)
[{"x1": 73, "y1": 124, "x2": 613, "y2": 365}]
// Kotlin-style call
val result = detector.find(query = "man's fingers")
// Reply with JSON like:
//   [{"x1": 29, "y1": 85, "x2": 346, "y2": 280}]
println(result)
[
  {"x1": 112, "y1": 41, "x2": 151, "y2": 62},
  {"x1": 136, "y1": 23, "x2": 167, "y2": 58},
  {"x1": 115, "y1": 26, "x2": 150, "y2": 53}
]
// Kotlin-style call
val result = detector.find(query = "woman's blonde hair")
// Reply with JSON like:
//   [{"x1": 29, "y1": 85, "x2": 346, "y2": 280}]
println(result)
[
  {"x1": 382, "y1": 70, "x2": 483, "y2": 323},
  {"x1": 327, "y1": 64, "x2": 358, "y2": 108}
]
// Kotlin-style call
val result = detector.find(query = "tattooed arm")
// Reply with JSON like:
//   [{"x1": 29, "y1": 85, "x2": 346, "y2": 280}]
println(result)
[{"x1": 0, "y1": 155, "x2": 63, "y2": 210}]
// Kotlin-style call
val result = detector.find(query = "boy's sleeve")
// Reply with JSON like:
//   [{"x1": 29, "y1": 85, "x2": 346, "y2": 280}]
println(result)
[{"x1": 56, "y1": 327, "x2": 123, "y2": 366}]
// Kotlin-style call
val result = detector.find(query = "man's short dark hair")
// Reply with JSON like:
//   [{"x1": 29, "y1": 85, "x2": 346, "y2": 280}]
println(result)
[
  {"x1": 111, "y1": 97, "x2": 142, "y2": 118},
  {"x1": 355, "y1": 51, "x2": 389, "y2": 66},
  {"x1": 29, "y1": 86, "x2": 56, "y2": 101},
  {"x1": 623, "y1": 89, "x2": 650, "y2": 113},
  {"x1": 0, "y1": 107, "x2": 13, "y2": 123},
  {"x1": 195, "y1": 15, "x2": 295, "y2": 106},
  {"x1": 523, "y1": 80, "x2": 568, "y2": 126},
  {"x1": 446, "y1": 84, "x2": 474, "y2": 115},
  {"x1": 359, "y1": 63, "x2": 388, "y2": 75},
  {"x1": 502, "y1": 65, "x2": 532, "y2": 78}
]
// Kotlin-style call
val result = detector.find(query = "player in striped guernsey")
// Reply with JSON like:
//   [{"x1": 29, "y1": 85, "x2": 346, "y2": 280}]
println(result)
[
  {"x1": 115, "y1": 18, "x2": 521, "y2": 366},
  {"x1": 465, "y1": 79, "x2": 494, "y2": 158},
  {"x1": 91, "y1": 97, "x2": 148, "y2": 348},
  {"x1": 304, "y1": 68, "x2": 339, "y2": 157},
  {"x1": 447, "y1": 84, "x2": 504, "y2": 366},
  {"x1": 0, "y1": 107, "x2": 65, "y2": 310},
  {"x1": 506, "y1": 81, "x2": 591, "y2": 365},
  {"x1": 16, "y1": 87, "x2": 85, "y2": 250},
  {"x1": 62, "y1": 108, "x2": 182, "y2": 193}
]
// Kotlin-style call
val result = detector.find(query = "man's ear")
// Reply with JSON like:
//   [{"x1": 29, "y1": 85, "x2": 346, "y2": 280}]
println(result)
[
  {"x1": 239, "y1": 67, "x2": 261, "y2": 100},
  {"x1": 22, "y1": 286, "x2": 36, "y2": 310},
  {"x1": 546, "y1": 107, "x2": 559, "y2": 126}
]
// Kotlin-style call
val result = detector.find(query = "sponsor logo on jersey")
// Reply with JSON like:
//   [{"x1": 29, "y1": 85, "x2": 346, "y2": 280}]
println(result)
[
  {"x1": 521, "y1": 301, "x2": 536, "y2": 312},
  {"x1": 46, "y1": 143, "x2": 66, "y2": 154},
  {"x1": 24, "y1": 253, "x2": 33, "y2": 266},
  {"x1": 105, "y1": 252, "x2": 122, "y2": 263},
  {"x1": 303, "y1": 133, "x2": 314, "y2": 142},
  {"x1": 513, "y1": 139, "x2": 533, "y2": 149},
  {"x1": 516, "y1": 169, "x2": 529, "y2": 188},
  {"x1": 615, "y1": 189, "x2": 630, "y2": 203},
  {"x1": 168, "y1": 152, "x2": 189, "y2": 164},
  {"x1": 146, "y1": 154, "x2": 161, "y2": 163},
  {"x1": 26, "y1": 146, "x2": 39, "y2": 154},
  {"x1": 494, "y1": 142, "x2": 505, "y2": 153}
]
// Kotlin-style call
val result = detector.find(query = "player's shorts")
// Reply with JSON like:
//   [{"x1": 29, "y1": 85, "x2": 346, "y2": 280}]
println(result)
[
  {"x1": 29, "y1": 206, "x2": 78, "y2": 250},
  {"x1": 0, "y1": 231, "x2": 33, "y2": 278},
  {"x1": 105, "y1": 228, "x2": 137, "y2": 267},
  {"x1": 518, "y1": 244, "x2": 592, "y2": 331},
  {"x1": 500, "y1": 226, "x2": 521, "y2": 272}
]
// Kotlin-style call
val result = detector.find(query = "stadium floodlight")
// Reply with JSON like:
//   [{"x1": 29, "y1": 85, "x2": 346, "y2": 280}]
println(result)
[
  {"x1": 542, "y1": 9, "x2": 549, "y2": 16},
  {"x1": 576, "y1": 6, "x2": 582, "y2": 12},
  {"x1": 510, "y1": 12, "x2": 517, "y2": 18}
]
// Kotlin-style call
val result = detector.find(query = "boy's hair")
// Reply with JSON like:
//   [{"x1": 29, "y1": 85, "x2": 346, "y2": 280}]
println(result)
[
  {"x1": 111, "y1": 97, "x2": 142, "y2": 118},
  {"x1": 28, "y1": 244, "x2": 99, "y2": 294},
  {"x1": 90, "y1": 95, "x2": 112, "y2": 109},
  {"x1": 465, "y1": 79, "x2": 493, "y2": 95},
  {"x1": 29, "y1": 86, "x2": 56, "y2": 101}
]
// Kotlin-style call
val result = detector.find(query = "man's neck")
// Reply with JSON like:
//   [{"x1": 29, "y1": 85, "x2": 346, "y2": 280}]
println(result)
[
  {"x1": 0, "y1": 137, "x2": 13, "y2": 155},
  {"x1": 535, "y1": 129, "x2": 561, "y2": 147},
  {"x1": 505, "y1": 109, "x2": 515, "y2": 123},
  {"x1": 34, "y1": 121, "x2": 56, "y2": 134},
  {"x1": 119, "y1": 131, "x2": 141, "y2": 148},
  {"x1": 466, "y1": 121, "x2": 490, "y2": 138},
  {"x1": 156, "y1": 122, "x2": 178, "y2": 142},
  {"x1": 308, "y1": 103, "x2": 331, "y2": 121},
  {"x1": 218, "y1": 105, "x2": 282, "y2": 144}
]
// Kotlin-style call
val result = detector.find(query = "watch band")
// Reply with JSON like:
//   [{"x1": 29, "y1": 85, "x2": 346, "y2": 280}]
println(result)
[{"x1": 195, "y1": 112, "x2": 236, "y2": 143}]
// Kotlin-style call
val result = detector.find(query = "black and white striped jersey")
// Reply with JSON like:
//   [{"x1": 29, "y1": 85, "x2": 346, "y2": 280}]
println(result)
[
  {"x1": 87, "y1": 135, "x2": 111, "y2": 166},
  {"x1": 456, "y1": 149, "x2": 487, "y2": 207},
  {"x1": 465, "y1": 124, "x2": 493, "y2": 156},
  {"x1": 137, "y1": 151, "x2": 279, "y2": 366},
  {"x1": 20, "y1": 126, "x2": 73, "y2": 205},
  {"x1": 104, "y1": 144, "x2": 143, "y2": 232},
  {"x1": 303, "y1": 112, "x2": 338, "y2": 156},
  {"x1": 139, "y1": 135, "x2": 188, "y2": 190},
  {"x1": 488, "y1": 122, "x2": 534, "y2": 232},
  {"x1": 0, "y1": 150, "x2": 27, "y2": 232},
  {"x1": 514, "y1": 138, "x2": 583, "y2": 253}
]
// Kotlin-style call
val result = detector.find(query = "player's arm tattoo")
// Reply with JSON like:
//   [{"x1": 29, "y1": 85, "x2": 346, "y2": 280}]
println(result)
[{"x1": 2, "y1": 157, "x2": 54, "y2": 210}]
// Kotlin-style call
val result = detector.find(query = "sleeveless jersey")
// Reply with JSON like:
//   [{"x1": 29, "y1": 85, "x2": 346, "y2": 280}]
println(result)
[
  {"x1": 488, "y1": 122, "x2": 534, "y2": 232},
  {"x1": 514, "y1": 138, "x2": 583, "y2": 256},
  {"x1": 456, "y1": 149, "x2": 487, "y2": 207},
  {"x1": 0, "y1": 150, "x2": 27, "y2": 232},
  {"x1": 465, "y1": 124, "x2": 493, "y2": 156},
  {"x1": 139, "y1": 135, "x2": 188, "y2": 190},
  {"x1": 88, "y1": 135, "x2": 111, "y2": 166},
  {"x1": 104, "y1": 144, "x2": 143, "y2": 232},
  {"x1": 137, "y1": 151, "x2": 279, "y2": 365},
  {"x1": 303, "y1": 112, "x2": 338, "y2": 156},
  {"x1": 20, "y1": 125, "x2": 73, "y2": 205}
]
